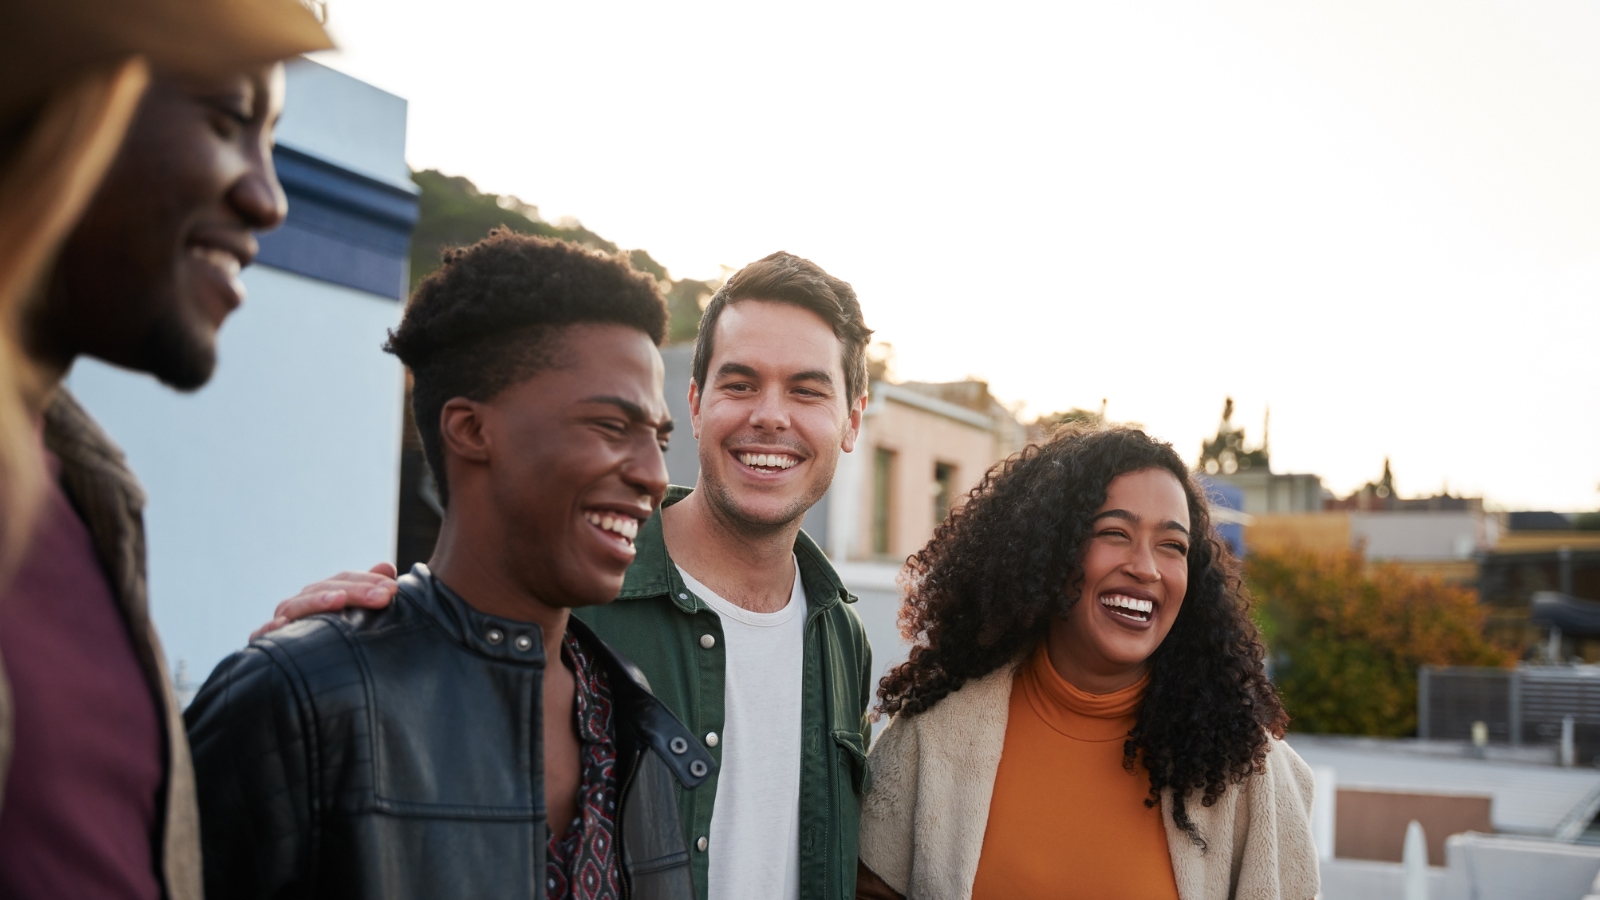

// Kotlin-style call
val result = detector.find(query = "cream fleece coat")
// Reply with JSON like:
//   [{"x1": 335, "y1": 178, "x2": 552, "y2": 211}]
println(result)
[{"x1": 859, "y1": 666, "x2": 1320, "y2": 900}]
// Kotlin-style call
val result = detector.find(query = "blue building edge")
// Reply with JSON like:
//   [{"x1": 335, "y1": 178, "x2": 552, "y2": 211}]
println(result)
[
  {"x1": 1198, "y1": 475, "x2": 1247, "y2": 558},
  {"x1": 257, "y1": 144, "x2": 420, "y2": 301}
]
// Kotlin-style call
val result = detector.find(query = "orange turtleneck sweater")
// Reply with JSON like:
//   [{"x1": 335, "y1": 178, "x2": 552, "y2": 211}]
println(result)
[{"x1": 970, "y1": 645, "x2": 1179, "y2": 900}]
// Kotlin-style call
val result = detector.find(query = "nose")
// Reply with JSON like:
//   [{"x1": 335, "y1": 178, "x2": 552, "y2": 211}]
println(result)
[
  {"x1": 748, "y1": 388, "x2": 791, "y2": 431},
  {"x1": 231, "y1": 150, "x2": 289, "y2": 232},
  {"x1": 624, "y1": 435, "x2": 670, "y2": 508},
  {"x1": 1122, "y1": 540, "x2": 1161, "y2": 583}
]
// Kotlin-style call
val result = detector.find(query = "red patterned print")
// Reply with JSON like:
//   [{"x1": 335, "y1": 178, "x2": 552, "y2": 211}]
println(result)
[{"x1": 546, "y1": 630, "x2": 622, "y2": 900}]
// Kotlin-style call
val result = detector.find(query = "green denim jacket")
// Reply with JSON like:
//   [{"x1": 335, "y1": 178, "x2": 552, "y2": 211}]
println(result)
[{"x1": 574, "y1": 487, "x2": 874, "y2": 900}]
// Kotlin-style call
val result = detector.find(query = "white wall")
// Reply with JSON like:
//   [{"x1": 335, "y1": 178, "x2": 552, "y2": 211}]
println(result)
[
  {"x1": 67, "y1": 266, "x2": 404, "y2": 690},
  {"x1": 275, "y1": 58, "x2": 413, "y2": 191},
  {"x1": 1352, "y1": 510, "x2": 1487, "y2": 561}
]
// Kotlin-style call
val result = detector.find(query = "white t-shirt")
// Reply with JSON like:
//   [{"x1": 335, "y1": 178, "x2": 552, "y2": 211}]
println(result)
[{"x1": 676, "y1": 559, "x2": 806, "y2": 900}]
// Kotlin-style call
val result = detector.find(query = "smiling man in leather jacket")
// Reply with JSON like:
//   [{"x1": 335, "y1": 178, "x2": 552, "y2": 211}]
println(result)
[{"x1": 183, "y1": 230, "x2": 715, "y2": 899}]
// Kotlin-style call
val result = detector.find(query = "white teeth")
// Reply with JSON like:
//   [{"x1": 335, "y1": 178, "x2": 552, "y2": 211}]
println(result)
[
  {"x1": 1100, "y1": 594, "x2": 1154, "y2": 616},
  {"x1": 584, "y1": 512, "x2": 639, "y2": 542},
  {"x1": 738, "y1": 452, "x2": 797, "y2": 470},
  {"x1": 190, "y1": 246, "x2": 241, "y2": 277}
]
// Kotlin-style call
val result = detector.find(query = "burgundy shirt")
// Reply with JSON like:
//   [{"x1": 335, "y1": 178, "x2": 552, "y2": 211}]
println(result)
[
  {"x1": 0, "y1": 450, "x2": 165, "y2": 899},
  {"x1": 545, "y1": 629, "x2": 622, "y2": 900}
]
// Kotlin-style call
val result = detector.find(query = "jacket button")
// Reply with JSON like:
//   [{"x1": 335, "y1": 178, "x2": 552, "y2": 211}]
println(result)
[
  {"x1": 699, "y1": 634, "x2": 715, "y2": 649},
  {"x1": 486, "y1": 629, "x2": 504, "y2": 645},
  {"x1": 514, "y1": 634, "x2": 533, "y2": 651},
  {"x1": 705, "y1": 731, "x2": 719, "y2": 747},
  {"x1": 669, "y1": 736, "x2": 688, "y2": 755},
  {"x1": 696, "y1": 836, "x2": 708, "y2": 852},
  {"x1": 690, "y1": 760, "x2": 708, "y2": 778}
]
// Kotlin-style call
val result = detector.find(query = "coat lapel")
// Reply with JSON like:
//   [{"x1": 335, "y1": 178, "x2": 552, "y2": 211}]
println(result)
[{"x1": 42, "y1": 390, "x2": 202, "y2": 900}]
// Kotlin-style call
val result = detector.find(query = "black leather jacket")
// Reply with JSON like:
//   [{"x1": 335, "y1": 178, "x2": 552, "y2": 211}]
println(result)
[{"x1": 185, "y1": 565, "x2": 715, "y2": 899}]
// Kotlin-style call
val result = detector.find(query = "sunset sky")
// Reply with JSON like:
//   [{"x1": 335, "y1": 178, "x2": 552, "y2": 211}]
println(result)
[{"x1": 309, "y1": 0, "x2": 1600, "y2": 511}]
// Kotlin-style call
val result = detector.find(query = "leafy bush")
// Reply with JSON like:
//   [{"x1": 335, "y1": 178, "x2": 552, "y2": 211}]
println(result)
[{"x1": 1246, "y1": 548, "x2": 1509, "y2": 736}]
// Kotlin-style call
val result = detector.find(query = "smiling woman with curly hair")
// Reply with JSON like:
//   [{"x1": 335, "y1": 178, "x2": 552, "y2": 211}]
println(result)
[{"x1": 856, "y1": 426, "x2": 1318, "y2": 900}]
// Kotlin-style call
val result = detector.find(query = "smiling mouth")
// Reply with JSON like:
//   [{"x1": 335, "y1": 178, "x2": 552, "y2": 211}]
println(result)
[
  {"x1": 584, "y1": 511, "x2": 640, "y2": 545},
  {"x1": 1100, "y1": 593, "x2": 1154, "y2": 623},
  {"x1": 736, "y1": 452, "x2": 799, "y2": 471},
  {"x1": 189, "y1": 245, "x2": 243, "y2": 279}
]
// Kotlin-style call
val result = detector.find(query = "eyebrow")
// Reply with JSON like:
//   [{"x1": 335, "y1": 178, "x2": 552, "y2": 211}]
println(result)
[
  {"x1": 714, "y1": 362, "x2": 834, "y2": 386},
  {"x1": 1092, "y1": 509, "x2": 1190, "y2": 536},
  {"x1": 582, "y1": 395, "x2": 673, "y2": 433}
]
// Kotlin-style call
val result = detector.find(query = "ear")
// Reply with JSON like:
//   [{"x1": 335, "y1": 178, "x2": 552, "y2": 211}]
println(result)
[
  {"x1": 840, "y1": 390, "x2": 867, "y2": 453},
  {"x1": 688, "y1": 379, "x2": 703, "y2": 441},
  {"x1": 439, "y1": 397, "x2": 492, "y2": 464}
]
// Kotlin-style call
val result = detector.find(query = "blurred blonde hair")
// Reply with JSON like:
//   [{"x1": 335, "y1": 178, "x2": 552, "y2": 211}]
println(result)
[{"x1": 0, "y1": 58, "x2": 149, "y2": 577}]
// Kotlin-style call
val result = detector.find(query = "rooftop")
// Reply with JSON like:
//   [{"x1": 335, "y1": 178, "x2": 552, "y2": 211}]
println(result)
[{"x1": 1287, "y1": 733, "x2": 1600, "y2": 840}]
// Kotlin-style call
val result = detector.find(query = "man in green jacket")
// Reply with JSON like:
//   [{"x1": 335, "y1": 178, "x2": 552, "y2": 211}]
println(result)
[
  {"x1": 577, "y1": 251, "x2": 875, "y2": 900},
  {"x1": 272, "y1": 250, "x2": 876, "y2": 900}
]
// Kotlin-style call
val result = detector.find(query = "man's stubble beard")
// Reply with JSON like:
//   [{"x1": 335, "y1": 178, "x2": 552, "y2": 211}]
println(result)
[{"x1": 699, "y1": 451, "x2": 837, "y2": 541}]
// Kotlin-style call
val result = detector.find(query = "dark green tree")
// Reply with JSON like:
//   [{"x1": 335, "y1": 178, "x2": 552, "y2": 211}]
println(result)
[{"x1": 405, "y1": 171, "x2": 715, "y2": 343}]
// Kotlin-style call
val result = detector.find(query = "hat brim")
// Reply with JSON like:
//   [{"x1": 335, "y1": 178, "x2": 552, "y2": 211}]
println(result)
[{"x1": 0, "y1": 0, "x2": 333, "y2": 116}]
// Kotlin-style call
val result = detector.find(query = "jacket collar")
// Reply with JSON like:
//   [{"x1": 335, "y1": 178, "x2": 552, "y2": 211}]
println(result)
[
  {"x1": 41, "y1": 389, "x2": 151, "y2": 632},
  {"x1": 43, "y1": 389, "x2": 146, "y2": 511},
  {"x1": 397, "y1": 563, "x2": 550, "y2": 665},
  {"x1": 396, "y1": 563, "x2": 716, "y2": 789},
  {"x1": 617, "y1": 485, "x2": 854, "y2": 613}
]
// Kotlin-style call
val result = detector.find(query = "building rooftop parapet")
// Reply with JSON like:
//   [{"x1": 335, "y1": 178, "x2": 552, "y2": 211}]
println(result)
[{"x1": 869, "y1": 380, "x2": 996, "y2": 431}]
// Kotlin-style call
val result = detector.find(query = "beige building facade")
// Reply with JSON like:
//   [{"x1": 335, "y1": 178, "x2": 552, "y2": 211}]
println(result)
[{"x1": 828, "y1": 380, "x2": 1022, "y2": 563}]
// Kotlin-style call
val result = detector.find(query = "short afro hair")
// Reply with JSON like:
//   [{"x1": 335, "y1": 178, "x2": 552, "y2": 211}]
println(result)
[{"x1": 385, "y1": 229, "x2": 667, "y2": 507}]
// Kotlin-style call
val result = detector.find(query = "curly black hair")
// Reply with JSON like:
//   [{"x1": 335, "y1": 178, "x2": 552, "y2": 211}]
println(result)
[
  {"x1": 877, "y1": 425, "x2": 1288, "y2": 848},
  {"x1": 385, "y1": 229, "x2": 667, "y2": 506}
]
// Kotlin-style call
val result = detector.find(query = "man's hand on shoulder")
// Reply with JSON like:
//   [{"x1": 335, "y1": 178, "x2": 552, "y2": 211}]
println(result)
[{"x1": 249, "y1": 562, "x2": 400, "y2": 641}]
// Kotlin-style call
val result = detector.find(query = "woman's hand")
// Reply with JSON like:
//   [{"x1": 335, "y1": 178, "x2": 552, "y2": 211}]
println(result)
[{"x1": 248, "y1": 562, "x2": 400, "y2": 641}]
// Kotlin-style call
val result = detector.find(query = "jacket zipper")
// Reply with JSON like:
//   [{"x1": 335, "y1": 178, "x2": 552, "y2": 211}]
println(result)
[
  {"x1": 817, "y1": 612, "x2": 836, "y2": 900},
  {"x1": 616, "y1": 746, "x2": 641, "y2": 900}
]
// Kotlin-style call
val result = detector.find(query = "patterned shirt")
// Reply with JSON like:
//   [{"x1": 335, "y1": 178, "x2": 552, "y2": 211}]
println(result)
[{"x1": 546, "y1": 630, "x2": 622, "y2": 900}]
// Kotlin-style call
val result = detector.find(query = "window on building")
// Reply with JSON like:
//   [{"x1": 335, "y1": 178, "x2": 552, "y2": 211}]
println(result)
[
  {"x1": 873, "y1": 448, "x2": 896, "y2": 557},
  {"x1": 933, "y1": 461, "x2": 956, "y2": 529}
]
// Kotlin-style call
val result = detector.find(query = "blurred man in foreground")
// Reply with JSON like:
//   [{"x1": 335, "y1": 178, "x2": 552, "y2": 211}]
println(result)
[
  {"x1": 186, "y1": 232, "x2": 714, "y2": 898},
  {"x1": 0, "y1": 2, "x2": 329, "y2": 896}
]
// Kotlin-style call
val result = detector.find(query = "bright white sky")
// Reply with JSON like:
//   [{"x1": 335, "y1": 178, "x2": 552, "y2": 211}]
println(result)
[{"x1": 311, "y1": 0, "x2": 1600, "y2": 511}]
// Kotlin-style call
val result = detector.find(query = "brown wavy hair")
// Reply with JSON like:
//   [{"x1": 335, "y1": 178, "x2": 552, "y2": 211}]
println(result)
[{"x1": 877, "y1": 425, "x2": 1288, "y2": 847}]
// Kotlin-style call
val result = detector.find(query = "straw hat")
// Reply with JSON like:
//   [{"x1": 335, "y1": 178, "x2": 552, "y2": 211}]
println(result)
[{"x1": 0, "y1": 0, "x2": 333, "y2": 117}]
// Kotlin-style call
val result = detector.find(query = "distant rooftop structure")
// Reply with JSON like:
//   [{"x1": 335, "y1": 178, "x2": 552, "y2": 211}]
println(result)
[
  {"x1": 1511, "y1": 510, "x2": 1577, "y2": 531},
  {"x1": 1288, "y1": 734, "x2": 1600, "y2": 840},
  {"x1": 1198, "y1": 396, "x2": 1270, "y2": 476},
  {"x1": 1325, "y1": 457, "x2": 1483, "y2": 512},
  {"x1": 1194, "y1": 398, "x2": 1324, "y2": 515}
]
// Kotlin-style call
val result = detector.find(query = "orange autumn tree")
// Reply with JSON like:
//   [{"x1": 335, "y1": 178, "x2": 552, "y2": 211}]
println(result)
[{"x1": 1245, "y1": 547, "x2": 1509, "y2": 736}]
